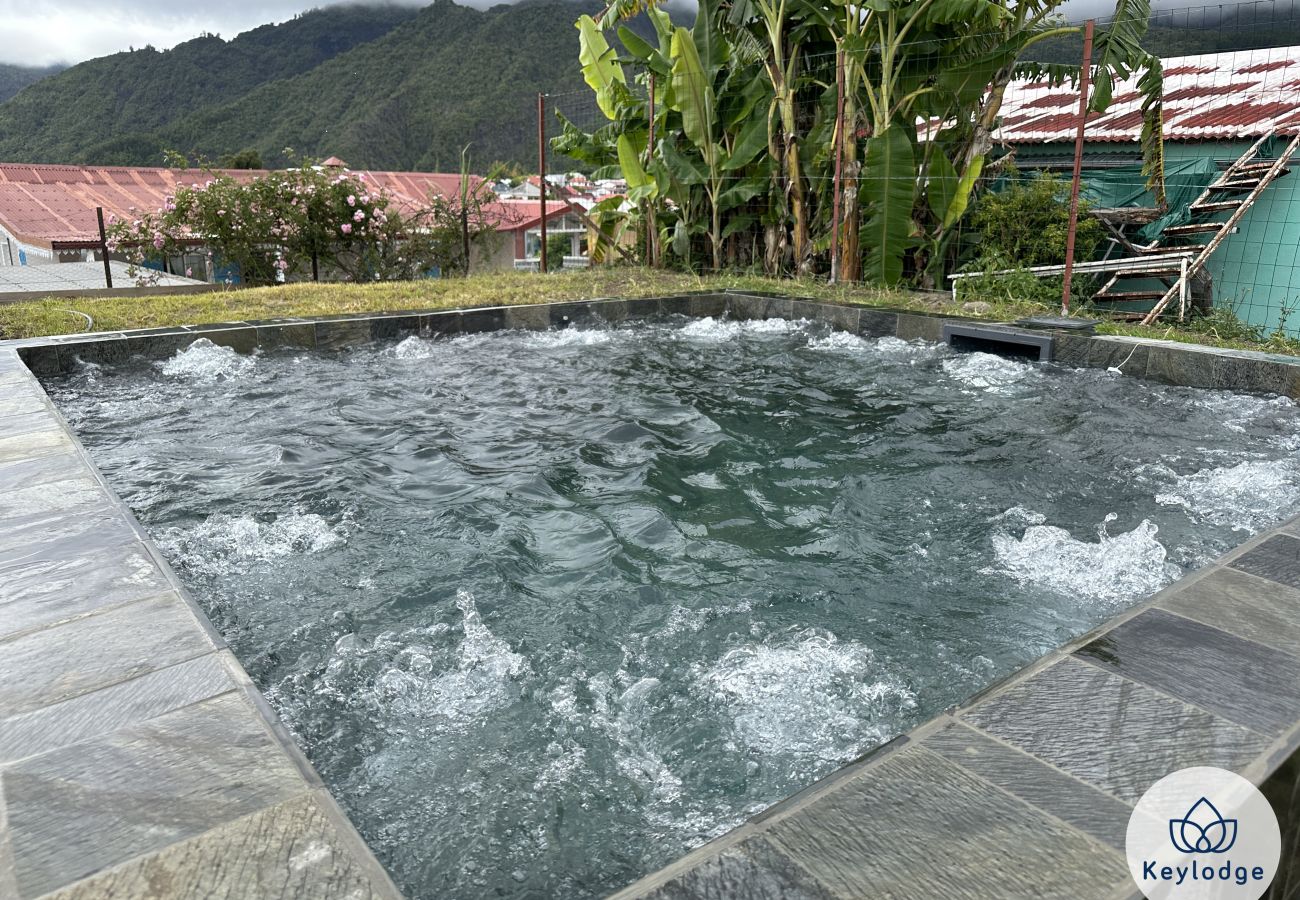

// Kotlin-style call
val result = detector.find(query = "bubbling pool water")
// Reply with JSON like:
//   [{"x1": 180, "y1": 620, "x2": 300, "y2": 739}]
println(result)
[{"x1": 46, "y1": 315, "x2": 1300, "y2": 899}]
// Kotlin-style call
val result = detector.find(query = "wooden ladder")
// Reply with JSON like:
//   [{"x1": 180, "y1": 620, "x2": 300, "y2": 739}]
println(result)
[{"x1": 1138, "y1": 131, "x2": 1300, "y2": 325}]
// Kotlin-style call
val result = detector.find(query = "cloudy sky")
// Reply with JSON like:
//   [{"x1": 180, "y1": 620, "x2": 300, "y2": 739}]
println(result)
[{"x1": 0, "y1": 0, "x2": 1269, "y2": 67}]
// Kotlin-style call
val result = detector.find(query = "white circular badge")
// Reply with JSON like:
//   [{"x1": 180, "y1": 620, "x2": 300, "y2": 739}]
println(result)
[{"x1": 1126, "y1": 766, "x2": 1280, "y2": 899}]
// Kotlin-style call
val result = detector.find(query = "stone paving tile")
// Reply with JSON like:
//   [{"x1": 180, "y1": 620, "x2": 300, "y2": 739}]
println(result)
[
  {"x1": 962, "y1": 657, "x2": 1271, "y2": 803},
  {"x1": 0, "y1": 450, "x2": 84, "y2": 491},
  {"x1": 0, "y1": 653, "x2": 233, "y2": 764},
  {"x1": 0, "y1": 393, "x2": 46, "y2": 419},
  {"x1": 1, "y1": 693, "x2": 306, "y2": 898},
  {"x1": 0, "y1": 593, "x2": 215, "y2": 718},
  {"x1": 0, "y1": 532, "x2": 174, "y2": 639},
  {"x1": 762, "y1": 745, "x2": 1127, "y2": 899},
  {"x1": 629, "y1": 837, "x2": 838, "y2": 900},
  {"x1": 0, "y1": 412, "x2": 54, "y2": 437},
  {"x1": 40, "y1": 790, "x2": 400, "y2": 900},
  {"x1": 0, "y1": 475, "x2": 110, "y2": 521},
  {"x1": 1076, "y1": 608, "x2": 1300, "y2": 735},
  {"x1": 0, "y1": 428, "x2": 75, "y2": 466},
  {"x1": 1229, "y1": 534, "x2": 1300, "y2": 589},
  {"x1": 1157, "y1": 566, "x2": 1300, "y2": 662},
  {"x1": 921, "y1": 722, "x2": 1132, "y2": 849}
]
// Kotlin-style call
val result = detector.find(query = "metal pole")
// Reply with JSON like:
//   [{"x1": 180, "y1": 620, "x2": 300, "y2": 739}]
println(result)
[
  {"x1": 1061, "y1": 18, "x2": 1095, "y2": 316},
  {"x1": 96, "y1": 207, "x2": 113, "y2": 288},
  {"x1": 831, "y1": 45, "x2": 846, "y2": 284},
  {"x1": 538, "y1": 92, "x2": 548, "y2": 274}
]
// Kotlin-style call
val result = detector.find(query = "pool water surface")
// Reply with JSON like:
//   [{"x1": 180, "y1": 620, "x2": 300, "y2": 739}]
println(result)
[{"x1": 46, "y1": 315, "x2": 1300, "y2": 899}]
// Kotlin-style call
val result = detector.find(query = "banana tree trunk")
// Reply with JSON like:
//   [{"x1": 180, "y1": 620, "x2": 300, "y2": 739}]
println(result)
[
  {"x1": 765, "y1": 101, "x2": 786, "y2": 275},
  {"x1": 778, "y1": 83, "x2": 809, "y2": 275},
  {"x1": 839, "y1": 97, "x2": 862, "y2": 282}
]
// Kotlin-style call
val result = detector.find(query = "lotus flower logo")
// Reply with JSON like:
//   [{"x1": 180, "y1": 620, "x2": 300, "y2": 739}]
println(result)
[{"x1": 1169, "y1": 797, "x2": 1238, "y2": 854}]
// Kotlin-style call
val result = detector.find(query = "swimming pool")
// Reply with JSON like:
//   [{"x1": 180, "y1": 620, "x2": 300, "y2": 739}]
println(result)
[{"x1": 45, "y1": 314, "x2": 1300, "y2": 899}]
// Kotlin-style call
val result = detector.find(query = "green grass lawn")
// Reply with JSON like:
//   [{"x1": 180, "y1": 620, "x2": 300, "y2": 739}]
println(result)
[{"x1": 1, "y1": 267, "x2": 1298, "y2": 358}]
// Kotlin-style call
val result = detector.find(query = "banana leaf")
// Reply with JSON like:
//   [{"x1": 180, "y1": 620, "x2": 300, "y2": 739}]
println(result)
[
  {"x1": 861, "y1": 124, "x2": 916, "y2": 285},
  {"x1": 577, "y1": 15, "x2": 627, "y2": 120}
]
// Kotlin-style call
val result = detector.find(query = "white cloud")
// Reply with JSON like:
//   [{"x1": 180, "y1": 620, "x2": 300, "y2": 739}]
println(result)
[{"x1": 0, "y1": 1, "x2": 418, "y2": 66}]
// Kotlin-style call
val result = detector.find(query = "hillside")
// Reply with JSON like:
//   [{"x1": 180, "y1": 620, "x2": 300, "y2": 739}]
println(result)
[
  {"x1": 0, "y1": 63, "x2": 65, "y2": 103},
  {"x1": 162, "y1": 0, "x2": 592, "y2": 171},
  {"x1": 0, "y1": 0, "x2": 594, "y2": 171},
  {"x1": 0, "y1": 4, "x2": 421, "y2": 166},
  {"x1": 3, "y1": 0, "x2": 1294, "y2": 172}
]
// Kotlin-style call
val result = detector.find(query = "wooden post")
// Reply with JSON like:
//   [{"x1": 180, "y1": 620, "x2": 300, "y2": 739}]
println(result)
[
  {"x1": 831, "y1": 45, "x2": 846, "y2": 284},
  {"x1": 461, "y1": 205, "x2": 471, "y2": 276},
  {"x1": 1061, "y1": 19, "x2": 1095, "y2": 316},
  {"x1": 96, "y1": 207, "x2": 113, "y2": 289},
  {"x1": 538, "y1": 92, "x2": 548, "y2": 274}
]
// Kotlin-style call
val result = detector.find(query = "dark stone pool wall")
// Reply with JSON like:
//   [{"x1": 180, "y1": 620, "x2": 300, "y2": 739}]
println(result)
[
  {"x1": 11, "y1": 291, "x2": 1300, "y2": 398},
  {"x1": 3, "y1": 291, "x2": 1300, "y2": 899}
]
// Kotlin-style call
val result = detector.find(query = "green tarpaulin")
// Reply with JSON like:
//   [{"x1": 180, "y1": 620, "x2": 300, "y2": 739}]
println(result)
[{"x1": 1078, "y1": 158, "x2": 1219, "y2": 242}]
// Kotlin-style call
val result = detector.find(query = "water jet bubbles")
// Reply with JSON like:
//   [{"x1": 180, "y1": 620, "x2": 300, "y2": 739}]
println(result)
[
  {"x1": 1156, "y1": 458, "x2": 1300, "y2": 533},
  {"x1": 158, "y1": 338, "x2": 256, "y2": 381},
  {"x1": 988, "y1": 511, "x2": 1178, "y2": 607}
]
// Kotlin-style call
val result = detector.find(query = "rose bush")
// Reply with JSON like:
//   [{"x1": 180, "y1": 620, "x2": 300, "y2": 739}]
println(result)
[{"x1": 108, "y1": 161, "x2": 504, "y2": 285}]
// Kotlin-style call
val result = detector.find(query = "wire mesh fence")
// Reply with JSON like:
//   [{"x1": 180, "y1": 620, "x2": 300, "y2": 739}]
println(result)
[{"x1": 525, "y1": 1, "x2": 1300, "y2": 336}]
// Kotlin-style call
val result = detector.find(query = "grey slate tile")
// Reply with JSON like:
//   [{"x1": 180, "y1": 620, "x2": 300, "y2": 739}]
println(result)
[
  {"x1": 420, "y1": 310, "x2": 462, "y2": 337},
  {"x1": 0, "y1": 450, "x2": 84, "y2": 491},
  {"x1": 0, "y1": 413, "x2": 55, "y2": 438},
  {"x1": 817, "y1": 303, "x2": 861, "y2": 333},
  {"x1": 41, "y1": 790, "x2": 399, "y2": 900},
  {"x1": 368, "y1": 314, "x2": 422, "y2": 342},
  {"x1": 0, "y1": 524, "x2": 175, "y2": 639},
  {"x1": 689, "y1": 294, "x2": 728, "y2": 318},
  {"x1": 255, "y1": 322, "x2": 317, "y2": 349},
  {"x1": 762, "y1": 745, "x2": 1127, "y2": 899},
  {"x1": 0, "y1": 428, "x2": 74, "y2": 466},
  {"x1": 624, "y1": 296, "x2": 662, "y2": 319},
  {"x1": 0, "y1": 475, "x2": 109, "y2": 522},
  {"x1": 0, "y1": 593, "x2": 215, "y2": 718},
  {"x1": 1145, "y1": 344, "x2": 1219, "y2": 389},
  {"x1": 634, "y1": 837, "x2": 837, "y2": 900},
  {"x1": 0, "y1": 392, "x2": 46, "y2": 419},
  {"x1": 460, "y1": 306, "x2": 507, "y2": 333},
  {"x1": 0, "y1": 653, "x2": 233, "y2": 764},
  {"x1": 1075, "y1": 607, "x2": 1300, "y2": 736},
  {"x1": 588, "y1": 298, "x2": 630, "y2": 322},
  {"x1": 895, "y1": 314, "x2": 945, "y2": 343},
  {"x1": 962, "y1": 657, "x2": 1271, "y2": 803},
  {"x1": 1214, "y1": 356, "x2": 1300, "y2": 397},
  {"x1": 922, "y1": 722, "x2": 1132, "y2": 849},
  {"x1": 1052, "y1": 334, "x2": 1093, "y2": 367},
  {"x1": 314, "y1": 320, "x2": 372, "y2": 350},
  {"x1": 1, "y1": 693, "x2": 305, "y2": 898},
  {"x1": 1157, "y1": 566, "x2": 1300, "y2": 659},
  {"x1": 1230, "y1": 534, "x2": 1300, "y2": 589},
  {"x1": 857, "y1": 309, "x2": 898, "y2": 338},
  {"x1": 504, "y1": 304, "x2": 552, "y2": 331},
  {"x1": 1087, "y1": 339, "x2": 1148, "y2": 375}
]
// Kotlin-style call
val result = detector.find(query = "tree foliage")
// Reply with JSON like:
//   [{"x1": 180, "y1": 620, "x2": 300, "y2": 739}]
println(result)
[
  {"x1": 106, "y1": 161, "x2": 502, "y2": 285},
  {"x1": 563, "y1": 0, "x2": 1161, "y2": 287}
]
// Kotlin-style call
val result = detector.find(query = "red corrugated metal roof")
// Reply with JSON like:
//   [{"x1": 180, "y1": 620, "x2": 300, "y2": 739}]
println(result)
[
  {"x1": 0, "y1": 162, "x2": 526, "y2": 251},
  {"x1": 995, "y1": 46, "x2": 1300, "y2": 143}
]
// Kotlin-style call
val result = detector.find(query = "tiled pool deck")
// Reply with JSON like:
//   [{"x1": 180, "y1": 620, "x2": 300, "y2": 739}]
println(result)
[{"x1": 2, "y1": 292, "x2": 1298, "y2": 898}]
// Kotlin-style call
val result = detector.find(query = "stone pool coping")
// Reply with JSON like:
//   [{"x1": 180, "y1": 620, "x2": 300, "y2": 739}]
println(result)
[{"x1": 1, "y1": 291, "x2": 1298, "y2": 898}]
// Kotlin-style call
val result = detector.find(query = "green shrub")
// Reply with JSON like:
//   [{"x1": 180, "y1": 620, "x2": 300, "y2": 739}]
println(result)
[{"x1": 967, "y1": 171, "x2": 1105, "y2": 269}]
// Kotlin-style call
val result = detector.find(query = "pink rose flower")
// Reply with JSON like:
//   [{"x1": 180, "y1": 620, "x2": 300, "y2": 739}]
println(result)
[
  {"x1": 347, "y1": 195, "x2": 356, "y2": 207},
  {"x1": 341, "y1": 223, "x2": 353, "y2": 235},
  {"x1": 353, "y1": 210, "x2": 365, "y2": 222}
]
